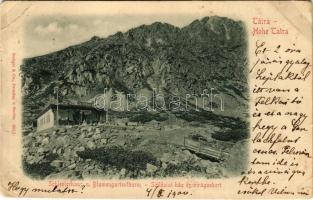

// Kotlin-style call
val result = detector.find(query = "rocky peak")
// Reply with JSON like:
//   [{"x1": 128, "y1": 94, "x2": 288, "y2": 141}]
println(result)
[{"x1": 21, "y1": 16, "x2": 248, "y2": 125}]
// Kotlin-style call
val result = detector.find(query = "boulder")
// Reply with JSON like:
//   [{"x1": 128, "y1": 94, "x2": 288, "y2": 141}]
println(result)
[
  {"x1": 182, "y1": 150, "x2": 192, "y2": 156},
  {"x1": 76, "y1": 146, "x2": 85, "y2": 152},
  {"x1": 37, "y1": 147, "x2": 45, "y2": 154},
  {"x1": 42, "y1": 137, "x2": 49, "y2": 145},
  {"x1": 146, "y1": 163, "x2": 158, "y2": 174},
  {"x1": 26, "y1": 155, "x2": 35, "y2": 164},
  {"x1": 86, "y1": 141, "x2": 96, "y2": 150},
  {"x1": 41, "y1": 132, "x2": 49, "y2": 136},
  {"x1": 139, "y1": 170, "x2": 146, "y2": 177},
  {"x1": 161, "y1": 162, "x2": 168, "y2": 169},
  {"x1": 50, "y1": 160, "x2": 63, "y2": 168},
  {"x1": 46, "y1": 170, "x2": 79, "y2": 179},
  {"x1": 119, "y1": 168, "x2": 126, "y2": 177},
  {"x1": 57, "y1": 148, "x2": 64, "y2": 155},
  {"x1": 23, "y1": 137, "x2": 32, "y2": 146},
  {"x1": 78, "y1": 137, "x2": 89, "y2": 144},
  {"x1": 92, "y1": 134, "x2": 101, "y2": 140},
  {"x1": 181, "y1": 170, "x2": 187, "y2": 176},
  {"x1": 211, "y1": 126, "x2": 221, "y2": 132},
  {"x1": 96, "y1": 168, "x2": 104, "y2": 174},
  {"x1": 160, "y1": 153, "x2": 172, "y2": 163},
  {"x1": 114, "y1": 140, "x2": 126, "y2": 146},
  {"x1": 56, "y1": 136, "x2": 70, "y2": 146},
  {"x1": 63, "y1": 148, "x2": 73, "y2": 159},
  {"x1": 198, "y1": 159, "x2": 213, "y2": 169},
  {"x1": 169, "y1": 160, "x2": 178, "y2": 166},
  {"x1": 84, "y1": 164, "x2": 95, "y2": 171},
  {"x1": 82, "y1": 170, "x2": 90, "y2": 179},
  {"x1": 58, "y1": 128, "x2": 67, "y2": 133},
  {"x1": 52, "y1": 148, "x2": 57, "y2": 154},
  {"x1": 205, "y1": 164, "x2": 220, "y2": 176},
  {"x1": 27, "y1": 132, "x2": 34, "y2": 137},
  {"x1": 35, "y1": 136, "x2": 43, "y2": 142},
  {"x1": 100, "y1": 139, "x2": 107, "y2": 145},
  {"x1": 86, "y1": 131, "x2": 94, "y2": 137},
  {"x1": 33, "y1": 155, "x2": 44, "y2": 164},
  {"x1": 95, "y1": 128, "x2": 101, "y2": 134},
  {"x1": 68, "y1": 163, "x2": 77, "y2": 170}
]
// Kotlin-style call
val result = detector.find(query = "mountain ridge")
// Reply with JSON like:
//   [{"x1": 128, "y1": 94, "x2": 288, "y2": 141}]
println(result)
[{"x1": 21, "y1": 16, "x2": 248, "y2": 126}]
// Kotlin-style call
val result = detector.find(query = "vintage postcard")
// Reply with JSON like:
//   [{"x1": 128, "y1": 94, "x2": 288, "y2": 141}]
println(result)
[{"x1": 0, "y1": 1, "x2": 312, "y2": 199}]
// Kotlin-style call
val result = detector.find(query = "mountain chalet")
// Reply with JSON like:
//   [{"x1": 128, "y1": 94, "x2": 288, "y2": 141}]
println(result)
[{"x1": 36, "y1": 104, "x2": 104, "y2": 131}]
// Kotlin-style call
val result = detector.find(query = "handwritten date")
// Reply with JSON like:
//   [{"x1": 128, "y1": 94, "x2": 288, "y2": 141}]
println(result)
[{"x1": 146, "y1": 186, "x2": 191, "y2": 199}]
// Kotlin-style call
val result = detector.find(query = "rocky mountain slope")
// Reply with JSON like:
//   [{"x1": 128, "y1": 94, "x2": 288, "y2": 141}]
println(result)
[
  {"x1": 21, "y1": 16, "x2": 248, "y2": 126},
  {"x1": 23, "y1": 122, "x2": 248, "y2": 179}
]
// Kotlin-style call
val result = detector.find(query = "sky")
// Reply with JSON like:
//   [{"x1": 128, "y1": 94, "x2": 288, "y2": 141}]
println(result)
[{"x1": 23, "y1": 14, "x2": 206, "y2": 58}]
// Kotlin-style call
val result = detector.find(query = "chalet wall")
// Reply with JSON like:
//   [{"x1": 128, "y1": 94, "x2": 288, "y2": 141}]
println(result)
[{"x1": 37, "y1": 109, "x2": 54, "y2": 131}]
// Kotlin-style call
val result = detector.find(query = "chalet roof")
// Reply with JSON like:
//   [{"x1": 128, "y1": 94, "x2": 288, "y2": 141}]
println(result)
[{"x1": 37, "y1": 104, "x2": 100, "y2": 118}]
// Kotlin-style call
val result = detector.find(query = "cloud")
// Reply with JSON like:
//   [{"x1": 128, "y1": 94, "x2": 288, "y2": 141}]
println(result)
[
  {"x1": 68, "y1": 23, "x2": 79, "y2": 30},
  {"x1": 92, "y1": 19, "x2": 112, "y2": 27},
  {"x1": 34, "y1": 22, "x2": 62, "y2": 35},
  {"x1": 92, "y1": 19, "x2": 102, "y2": 26},
  {"x1": 34, "y1": 22, "x2": 81, "y2": 36}
]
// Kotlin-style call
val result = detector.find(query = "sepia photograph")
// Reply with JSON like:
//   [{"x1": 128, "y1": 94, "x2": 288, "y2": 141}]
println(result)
[
  {"x1": 21, "y1": 15, "x2": 250, "y2": 180},
  {"x1": 1, "y1": 1, "x2": 312, "y2": 198}
]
